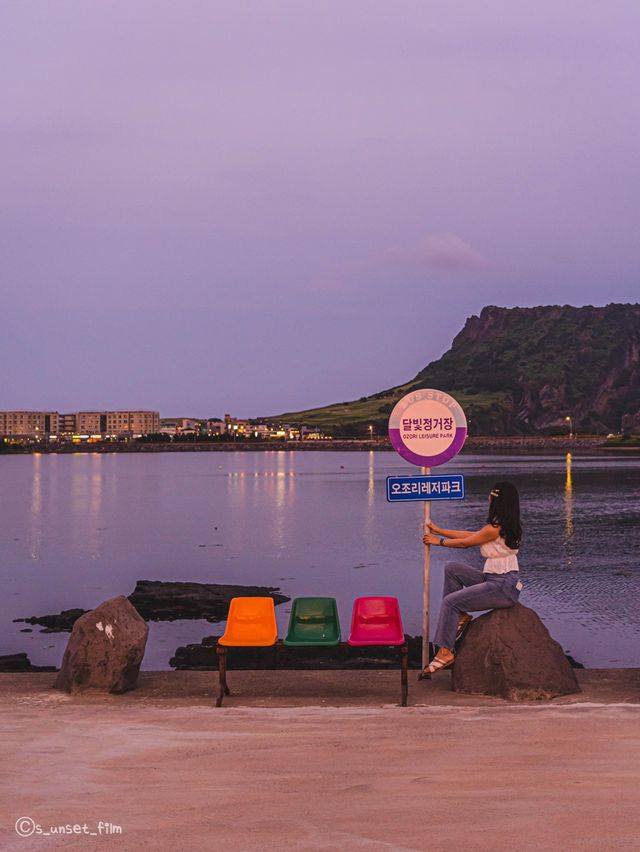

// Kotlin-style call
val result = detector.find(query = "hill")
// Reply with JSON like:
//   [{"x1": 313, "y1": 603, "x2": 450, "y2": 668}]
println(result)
[{"x1": 269, "y1": 304, "x2": 640, "y2": 436}]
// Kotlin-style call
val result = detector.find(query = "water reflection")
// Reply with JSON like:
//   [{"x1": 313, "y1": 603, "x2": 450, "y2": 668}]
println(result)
[
  {"x1": 225, "y1": 452, "x2": 298, "y2": 550},
  {"x1": 28, "y1": 453, "x2": 42, "y2": 560},
  {"x1": 564, "y1": 452, "x2": 574, "y2": 546},
  {"x1": 362, "y1": 450, "x2": 376, "y2": 539},
  {"x1": 275, "y1": 452, "x2": 287, "y2": 512},
  {"x1": 273, "y1": 452, "x2": 296, "y2": 549},
  {"x1": 67, "y1": 455, "x2": 106, "y2": 559},
  {"x1": 88, "y1": 454, "x2": 104, "y2": 558},
  {"x1": 367, "y1": 451, "x2": 375, "y2": 508}
]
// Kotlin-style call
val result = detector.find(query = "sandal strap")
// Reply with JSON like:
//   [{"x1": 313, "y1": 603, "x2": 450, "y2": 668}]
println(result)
[{"x1": 425, "y1": 653, "x2": 454, "y2": 673}]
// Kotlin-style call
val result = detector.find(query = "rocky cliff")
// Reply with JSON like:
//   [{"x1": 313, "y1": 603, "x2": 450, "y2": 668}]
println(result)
[
  {"x1": 275, "y1": 303, "x2": 640, "y2": 436},
  {"x1": 409, "y1": 303, "x2": 640, "y2": 434}
]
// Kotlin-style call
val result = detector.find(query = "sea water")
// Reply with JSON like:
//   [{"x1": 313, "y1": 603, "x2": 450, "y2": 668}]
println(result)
[{"x1": 1, "y1": 450, "x2": 639, "y2": 669}]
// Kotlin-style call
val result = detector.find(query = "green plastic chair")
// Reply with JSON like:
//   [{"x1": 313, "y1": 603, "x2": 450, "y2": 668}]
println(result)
[{"x1": 284, "y1": 597, "x2": 341, "y2": 646}]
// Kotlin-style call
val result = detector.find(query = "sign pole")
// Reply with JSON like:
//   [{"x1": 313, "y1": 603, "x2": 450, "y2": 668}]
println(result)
[
  {"x1": 421, "y1": 465, "x2": 431, "y2": 670},
  {"x1": 387, "y1": 388, "x2": 468, "y2": 677}
]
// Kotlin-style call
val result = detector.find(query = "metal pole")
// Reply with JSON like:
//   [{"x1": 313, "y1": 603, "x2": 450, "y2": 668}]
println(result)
[{"x1": 422, "y1": 465, "x2": 431, "y2": 670}]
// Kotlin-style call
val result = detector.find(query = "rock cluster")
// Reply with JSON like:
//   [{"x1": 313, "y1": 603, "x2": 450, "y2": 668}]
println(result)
[{"x1": 170, "y1": 635, "x2": 427, "y2": 670}]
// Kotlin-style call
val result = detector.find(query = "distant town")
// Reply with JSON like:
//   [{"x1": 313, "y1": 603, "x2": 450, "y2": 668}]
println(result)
[
  {"x1": 0, "y1": 410, "x2": 633, "y2": 454},
  {"x1": 0, "y1": 410, "x2": 333, "y2": 445}
]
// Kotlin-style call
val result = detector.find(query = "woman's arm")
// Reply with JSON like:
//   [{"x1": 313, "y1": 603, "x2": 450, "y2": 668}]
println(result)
[
  {"x1": 426, "y1": 521, "x2": 473, "y2": 539},
  {"x1": 423, "y1": 524, "x2": 500, "y2": 549}
]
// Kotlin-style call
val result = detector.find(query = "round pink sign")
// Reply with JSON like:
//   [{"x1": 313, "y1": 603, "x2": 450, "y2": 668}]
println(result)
[{"x1": 388, "y1": 389, "x2": 467, "y2": 467}]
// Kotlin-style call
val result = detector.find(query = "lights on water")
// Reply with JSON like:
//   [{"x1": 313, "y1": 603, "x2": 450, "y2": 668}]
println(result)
[{"x1": 564, "y1": 452, "x2": 574, "y2": 547}]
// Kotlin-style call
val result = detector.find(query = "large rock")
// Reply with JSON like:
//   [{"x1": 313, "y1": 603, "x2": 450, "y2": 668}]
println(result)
[
  {"x1": 452, "y1": 603, "x2": 580, "y2": 700},
  {"x1": 54, "y1": 596, "x2": 148, "y2": 694}
]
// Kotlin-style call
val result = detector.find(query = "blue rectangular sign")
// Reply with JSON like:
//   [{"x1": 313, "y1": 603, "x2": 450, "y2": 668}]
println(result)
[{"x1": 386, "y1": 474, "x2": 465, "y2": 502}]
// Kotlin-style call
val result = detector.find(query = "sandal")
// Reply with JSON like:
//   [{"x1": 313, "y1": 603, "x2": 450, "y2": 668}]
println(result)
[{"x1": 420, "y1": 650, "x2": 455, "y2": 677}]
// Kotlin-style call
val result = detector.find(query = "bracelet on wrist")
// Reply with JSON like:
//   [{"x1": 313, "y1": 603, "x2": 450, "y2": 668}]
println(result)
[{"x1": 440, "y1": 537, "x2": 446, "y2": 546}]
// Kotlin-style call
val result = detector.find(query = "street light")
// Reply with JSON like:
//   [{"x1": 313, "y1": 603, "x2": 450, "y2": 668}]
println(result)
[
  {"x1": 368, "y1": 424, "x2": 374, "y2": 441},
  {"x1": 565, "y1": 416, "x2": 573, "y2": 439}
]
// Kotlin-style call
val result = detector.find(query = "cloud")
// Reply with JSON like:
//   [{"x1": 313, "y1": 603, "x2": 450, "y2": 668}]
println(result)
[
  {"x1": 384, "y1": 232, "x2": 492, "y2": 272},
  {"x1": 306, "y1": 231, "x2": 492, "y2": 298}
]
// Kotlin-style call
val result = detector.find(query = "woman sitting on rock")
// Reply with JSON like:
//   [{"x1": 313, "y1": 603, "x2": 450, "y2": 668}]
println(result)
[{"x1": 421, "y1": 480, "x2": 523, "y2": 677}]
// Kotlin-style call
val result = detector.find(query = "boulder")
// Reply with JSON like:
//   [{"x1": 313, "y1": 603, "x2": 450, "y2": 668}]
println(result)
[
  {"x1": 451, "y1": 603, "x2": 580, "y2": 700},
  {"x1": 54, "y1": 596, "x2": 148, "y2": 694}
]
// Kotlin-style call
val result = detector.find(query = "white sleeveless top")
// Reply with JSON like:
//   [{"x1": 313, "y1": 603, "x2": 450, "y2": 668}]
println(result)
[{"x1": 481, "y1": 535, "x2": 519, "y2": 574}]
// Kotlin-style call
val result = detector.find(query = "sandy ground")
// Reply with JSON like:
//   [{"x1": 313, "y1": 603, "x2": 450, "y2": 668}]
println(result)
[{"x1": 2, "y1": 670, "x2": 640, "y2": 851}]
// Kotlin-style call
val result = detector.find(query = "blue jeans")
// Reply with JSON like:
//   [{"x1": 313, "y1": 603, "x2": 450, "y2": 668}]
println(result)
[{"x1": 433, "y1": 561, "x2": 520, "y2": 651}]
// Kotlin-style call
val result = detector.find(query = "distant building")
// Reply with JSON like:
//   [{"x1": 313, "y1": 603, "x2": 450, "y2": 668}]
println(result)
[
  {"x1": 222, "y1": 415, "x2": 276, "y2": 438},
  {"x1": 77, "y1": 411, "x2": 160, "y2": 439},
  {"x1": 159, "y1": 419, "x2": 179, "y2": 436},
  {"x1": 301, "y1": 427, "x2": 332, "y2": 440},
  {"x1": 160, "y1": 418, "x2": 204, "y2": 436},
  {"x1": 59, "y1": 413, "x2": 77, "y2": 437},
  {"x1": 110, "y1": 410, "x2": 159, "y2": 437},
  {"x1": 251, "y1": 424, "x2": 271, "y2": 439},
  {"x1": 0, "y1": 409, "x2": 331, "y2": 443},
  {"x1": 206, "y1": 419, "x2": 226, "y2": 436},
  {"x1": 264, "y1": 424, "x2": 298, "y2": 440},
  {"x1": 75, "y1": 411, "x2": 106, "y2": 436},
  {"x1": 223, "y1": 414, "x2": 250, "y2": 436},
  {"x1": 0, "y1": 410, "x2": 159, "y2": 441},
  {"x1": 0, "y1": 410, "x2": 59, "y2": 439}
]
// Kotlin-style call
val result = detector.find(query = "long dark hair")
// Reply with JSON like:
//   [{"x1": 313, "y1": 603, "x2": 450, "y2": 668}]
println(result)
[{"x1": 487, "y1": 481, "x2": 522, "y2": 549}]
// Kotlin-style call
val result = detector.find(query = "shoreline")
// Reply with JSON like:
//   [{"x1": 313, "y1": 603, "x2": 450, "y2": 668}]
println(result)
[
  {"x1": 2, "y1": 666, "x2": 639, "y2": 706},
  {"x1": 1, "y1": 435, "x2": 629, "y2": 455}
]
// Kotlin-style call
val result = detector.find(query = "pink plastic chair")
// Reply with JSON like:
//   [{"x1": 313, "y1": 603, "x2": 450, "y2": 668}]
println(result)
[{"x1": 347, "y1": 596, "x2": 408, "y2": 705}]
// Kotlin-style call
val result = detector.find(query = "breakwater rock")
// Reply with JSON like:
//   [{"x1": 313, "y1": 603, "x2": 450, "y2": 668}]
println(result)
[
  {"x1": 0, "y1": 653, "x2": 57, "y2": 672},
  {"x1": 170, "y1": 635, "x2": 427, "y2": 670},
  {"x1": 15, "y1": 581, "x2": 290, "y2": 632},
  {"x1": 128, "y1": 580, "x2": 289, "y2": 621},
  {"x1": 14, "y1": 608, "x2": 87, "y2": 633},
  {"x1": 6, "y1": 435, "x2": 611, "y2": 454}
]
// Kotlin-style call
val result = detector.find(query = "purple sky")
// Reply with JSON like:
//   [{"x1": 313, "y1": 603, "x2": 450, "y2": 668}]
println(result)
[{"x1": 2, "y1": 2, "x2": 639, "y2": 418}]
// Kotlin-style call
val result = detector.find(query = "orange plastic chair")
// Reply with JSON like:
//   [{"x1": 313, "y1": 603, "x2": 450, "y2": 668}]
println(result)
[
  {"x1": 216, "y1": 597, "x2": 278, "y2": 706},
  {"x1": 347, "y1": 596, "x2": 409, "y2": 706}
]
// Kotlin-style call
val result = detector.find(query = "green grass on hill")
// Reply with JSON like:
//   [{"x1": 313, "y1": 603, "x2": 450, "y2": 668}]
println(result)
[{"x1": 274, "y1": 385, "x2": 511, "y2": 435}]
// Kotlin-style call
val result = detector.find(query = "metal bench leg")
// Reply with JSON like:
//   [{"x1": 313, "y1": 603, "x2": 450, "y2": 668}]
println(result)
[
  {"x1": 216, "y1": 646, "x2": 230, "y2": 707},
  {"x1": 401, "y1": 643, "x2": 408, "y2": 706}
]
